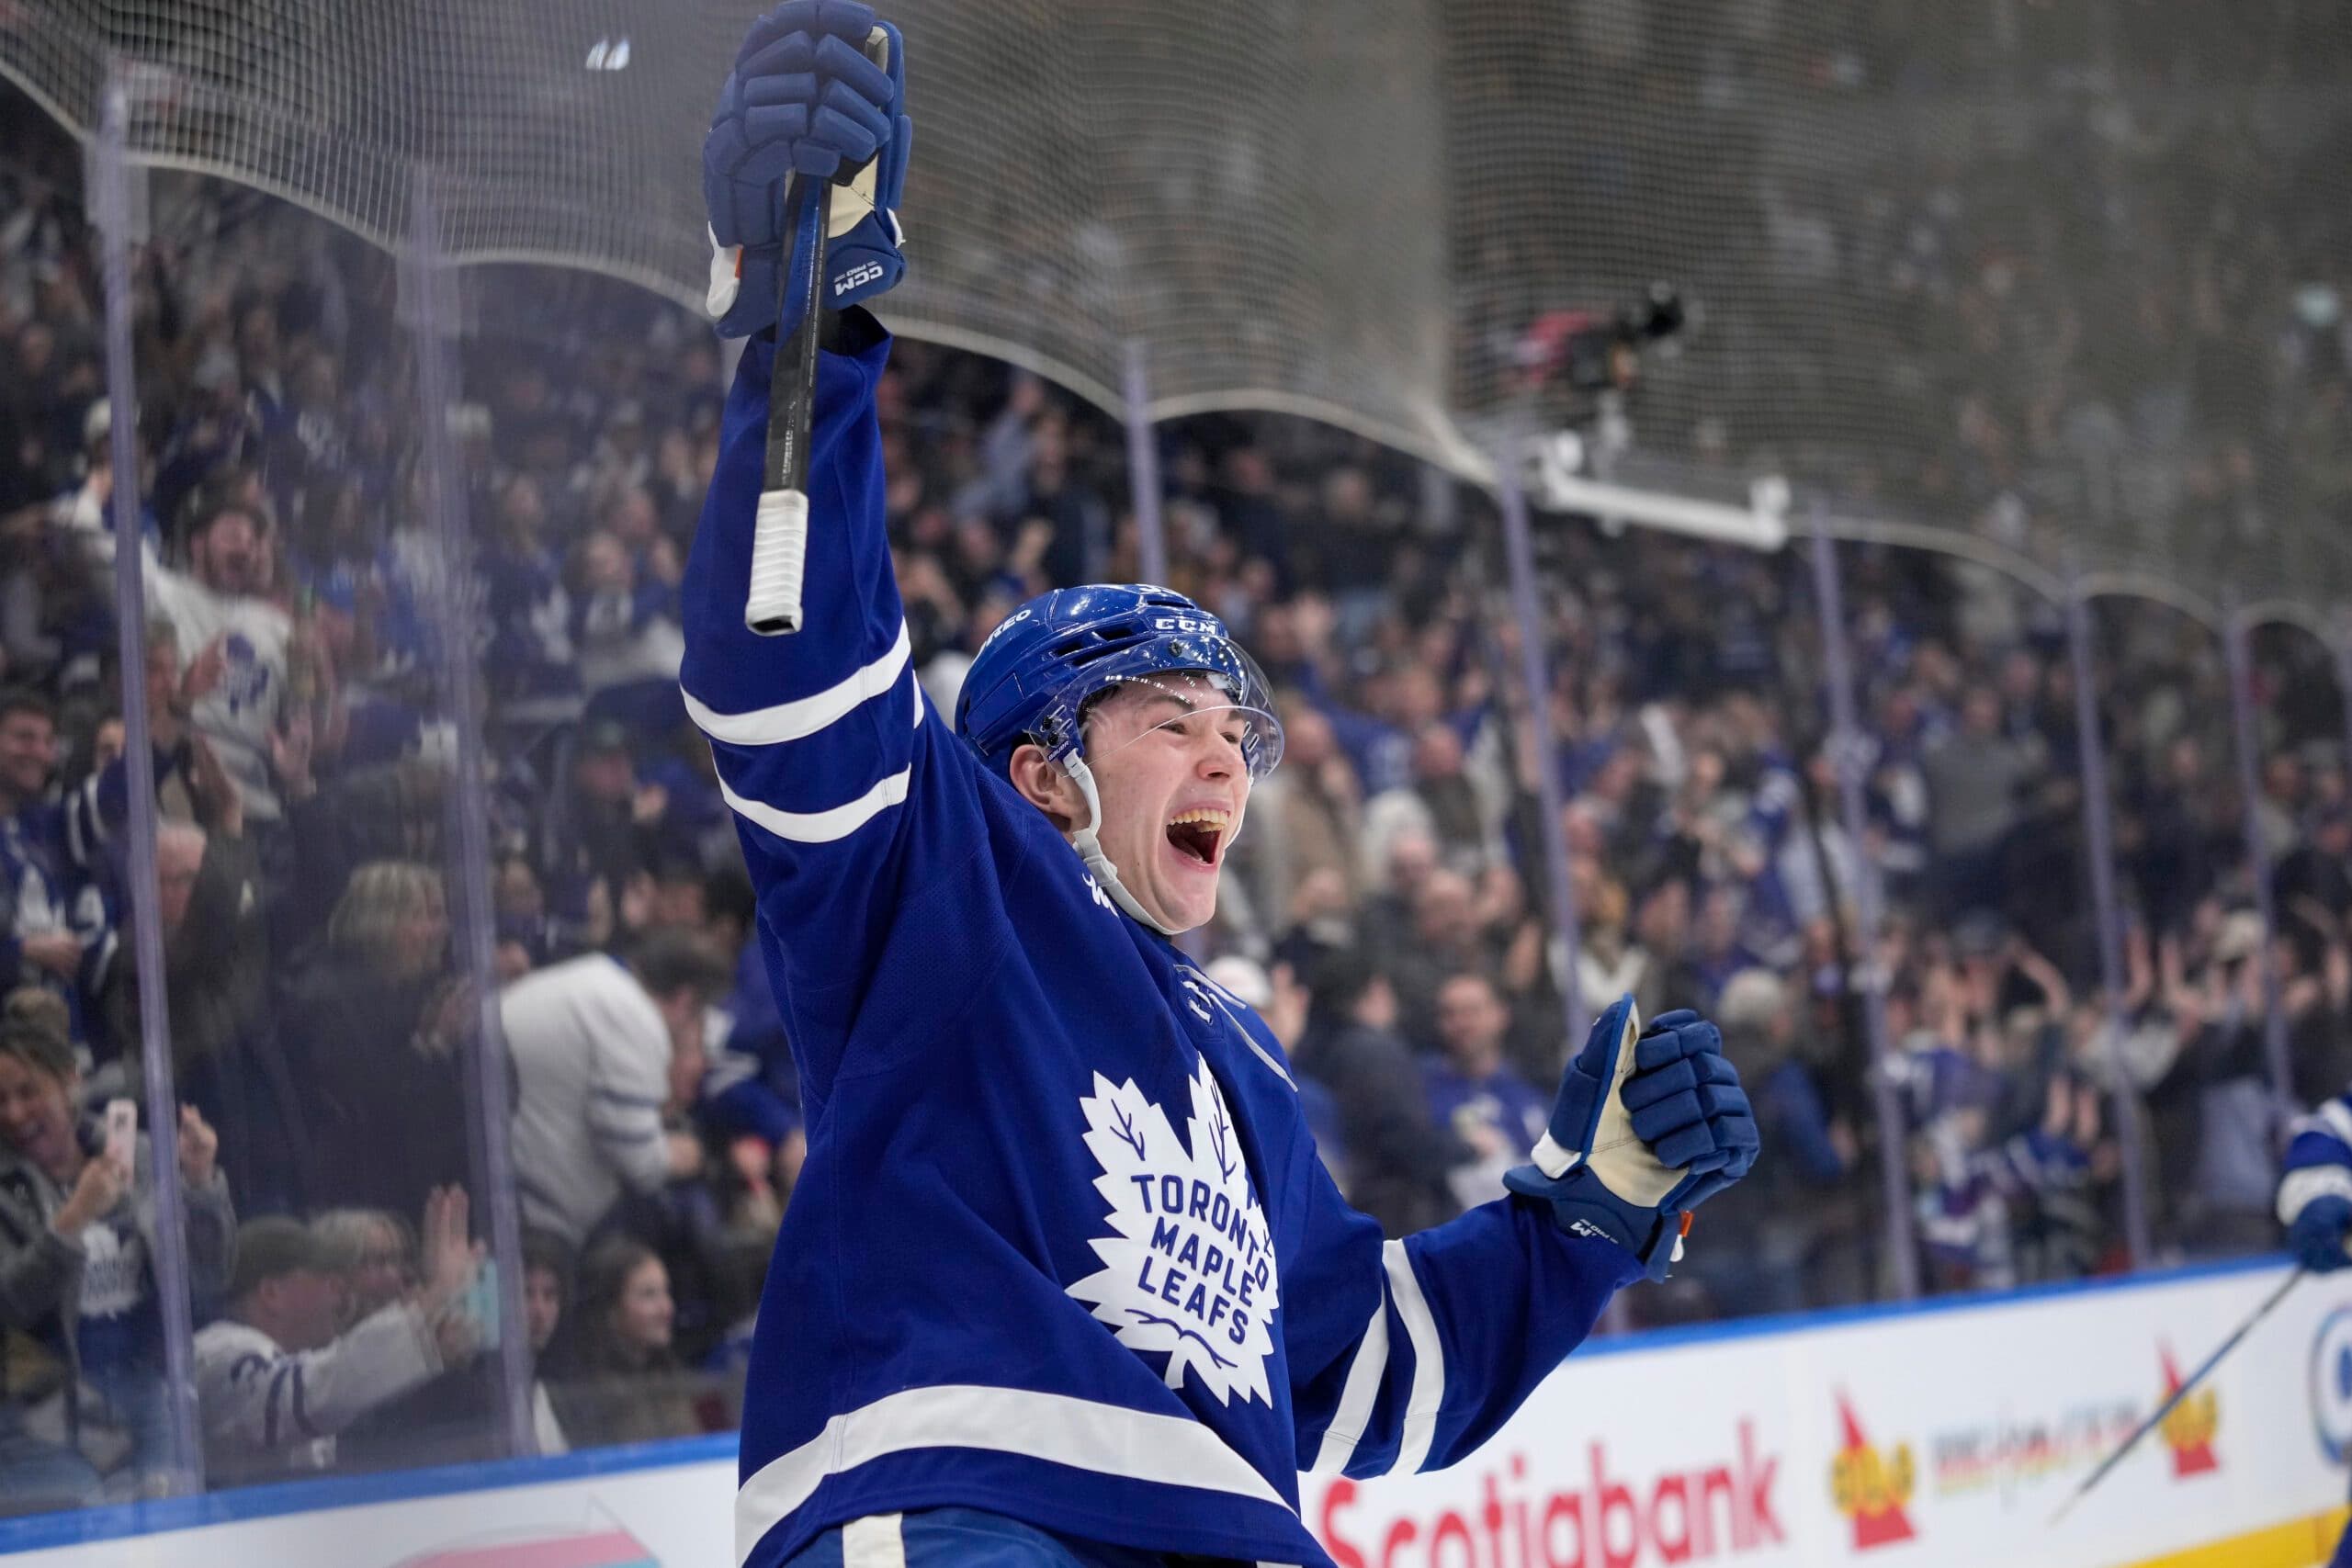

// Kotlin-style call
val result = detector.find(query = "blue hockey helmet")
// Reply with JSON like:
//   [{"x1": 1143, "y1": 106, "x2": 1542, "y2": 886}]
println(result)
[{"x1": 954, "y1": 584, "x2": 1284, "y2": 781}]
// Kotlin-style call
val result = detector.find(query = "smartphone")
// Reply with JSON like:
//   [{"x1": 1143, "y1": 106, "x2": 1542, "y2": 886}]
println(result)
[
  {"x1": 462, "y1": 1258, "x2": 503, "y2": 1352},
  {"x1": 101, "y1": 1099, "x2": 136, "y2": 1178}
]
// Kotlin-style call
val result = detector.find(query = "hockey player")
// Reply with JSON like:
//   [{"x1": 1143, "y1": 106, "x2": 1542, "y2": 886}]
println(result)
[
  {"x1": 687, "y1": 7, "x2": 1760, "y2": 1565},
  {"x1": 2278, "y1": 1095, "x2": 2352, "y2": 1567}
]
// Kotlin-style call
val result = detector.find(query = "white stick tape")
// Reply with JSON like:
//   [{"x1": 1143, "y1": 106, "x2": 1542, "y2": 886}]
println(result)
[{"x1": 746, "y1": 487, "x2": 810, "y2": 636}]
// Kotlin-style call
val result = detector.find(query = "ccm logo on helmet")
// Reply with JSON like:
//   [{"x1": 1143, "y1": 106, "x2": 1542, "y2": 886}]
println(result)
[{"x1": 1152, "y1": 615, "x2": 1216, "y2": 634}]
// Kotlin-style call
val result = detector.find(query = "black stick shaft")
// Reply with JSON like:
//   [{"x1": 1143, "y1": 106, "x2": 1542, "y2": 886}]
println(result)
[
  {"x1": 2050, "y1": 1265, "x2": 2303, "y2": 1523},
  {"x1": 765, "y1": 176, "x2": 831, "y2": 496}
]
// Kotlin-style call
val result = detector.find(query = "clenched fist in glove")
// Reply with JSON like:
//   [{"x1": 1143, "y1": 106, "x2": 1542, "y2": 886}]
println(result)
[
  {"x1": 1505, "y1": 997, "x2": 1759, "y2": 1280},
  {"x1": 704, "y1": 0, "x2": 911, "y2": 339}
]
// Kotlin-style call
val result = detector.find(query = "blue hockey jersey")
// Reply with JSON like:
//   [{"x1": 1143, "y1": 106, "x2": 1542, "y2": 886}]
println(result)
[
  {"x1": 2278, "y1": 1093, "x2": 2352, "y2": 1224},
  {"x1": 681, "y1": 315, "x2": 1642, "y2": 1568}
]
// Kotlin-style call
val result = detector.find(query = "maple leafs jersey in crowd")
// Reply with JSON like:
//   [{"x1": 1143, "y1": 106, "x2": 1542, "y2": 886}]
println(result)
[{"x1": 681, "y1": 312, "x2": 1642, "y2": 1568}]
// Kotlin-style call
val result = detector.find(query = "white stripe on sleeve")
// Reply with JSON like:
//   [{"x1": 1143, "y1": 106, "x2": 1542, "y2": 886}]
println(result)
[
  {"x1": 1382, "y1": 1238, "x2": 1445, "y2": 1475},
  {"x1": 1306, "y1": 1291, "x2": 1391, "y2": 1476},
  {"x1": 2278, "y1": 1163, "x2": 2352, "y2": 1226},
  {"x1": 2319, "y1": 1100, "x2": 2352, "y2": 1151},
  {"x1": 720, "y1": 770, "x2": 910, "y2": 845},
  {"x1": 685, "y1": 622, "x2": 911, "y2": 747}
]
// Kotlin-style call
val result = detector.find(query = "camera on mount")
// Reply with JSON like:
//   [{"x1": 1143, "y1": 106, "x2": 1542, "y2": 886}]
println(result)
[{"x1": 1513, "y1": 281, "x2": 1687, "y2": 401}]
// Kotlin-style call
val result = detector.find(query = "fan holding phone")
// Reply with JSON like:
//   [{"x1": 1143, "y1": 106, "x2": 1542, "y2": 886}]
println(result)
[{"x1": 0, "y1": 1015, "x2": 234, "y2": 1502}]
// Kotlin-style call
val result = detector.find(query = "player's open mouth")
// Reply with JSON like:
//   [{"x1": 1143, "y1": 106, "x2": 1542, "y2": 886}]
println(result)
[{"x1": 1164, "y1": 807, "x2": 1230, "y2": 869}]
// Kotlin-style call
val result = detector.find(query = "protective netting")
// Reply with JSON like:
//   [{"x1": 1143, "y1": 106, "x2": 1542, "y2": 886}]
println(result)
[
  {"x1": 0, "y1": 1, "x2": 1453, "y2": 458},
  {"x1": 1449, "y1": 0, "x2": 2352, "y2": 615},
  {"x1": 0, "y1": 0, "x2": 745, "y2": 290},
  {"x1": 6, "y1": 0, "x2": 2349, "y2": 610}
]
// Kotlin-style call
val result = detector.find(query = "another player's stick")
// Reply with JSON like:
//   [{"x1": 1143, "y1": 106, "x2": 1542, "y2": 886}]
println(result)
[
  {"x1": 744, "y1": 172, "x2": 831, "y2": 637},
  {"x1": 2048, "y1": 1263, "x2": 2305, "y2": 1524}
]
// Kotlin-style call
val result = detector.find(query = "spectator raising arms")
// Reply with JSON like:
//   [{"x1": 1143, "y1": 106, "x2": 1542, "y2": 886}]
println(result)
[
  {"x1": 68, "y1": 480, "x2": 309, "y2": 829},
  {"x1": 193, "y1": 1188, "x2": 483, "y2": 1486}
]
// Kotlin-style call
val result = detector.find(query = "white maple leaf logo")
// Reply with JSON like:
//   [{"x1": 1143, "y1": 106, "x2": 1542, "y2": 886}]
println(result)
[{"x1": 1068, "y1": 1061, "x2": 1281, "y2": 1406}]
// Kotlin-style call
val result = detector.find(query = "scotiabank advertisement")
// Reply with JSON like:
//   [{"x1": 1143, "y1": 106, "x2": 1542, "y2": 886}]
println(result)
[
  {"x1": 6, "y1": 1262, "x2": 2348, "y2": 1568},
  {"x1": 1304, "y1": 1335, "x2": 1804, "y2": 1568},
  {"x1": 1299, "y1": 1262, "x2": 2352, "y2": 1568}
]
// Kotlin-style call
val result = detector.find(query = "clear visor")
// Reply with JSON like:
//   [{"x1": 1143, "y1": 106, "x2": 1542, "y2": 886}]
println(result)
[{"x1": 1067, "y1": 663, "x2": 1285, "y2": 782}]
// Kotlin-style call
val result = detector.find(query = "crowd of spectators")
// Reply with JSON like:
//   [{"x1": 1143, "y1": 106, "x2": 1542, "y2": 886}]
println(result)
[
  {"x1": 0, "y1": 51, "x2": 2347, "y2": 1515},
  {"x1": 0, "y1": 93, "x2": 774, "y2": 1506},
  {"x1": 1457, "y1": 0, "x2": 2352, "y2": 587}
]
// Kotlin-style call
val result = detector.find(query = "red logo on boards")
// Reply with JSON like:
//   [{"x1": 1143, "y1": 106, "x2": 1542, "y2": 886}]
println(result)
[
  {"x1": 1318, "y1": 1427, "x2": 1784, "y2": 1568},
  {"x1": 1828, "y1": 1394, "x2": 1916, "y2": 1550},
  {"x1": 2156, "y1": 1344, "x2": 2220, "y2": 1478}
]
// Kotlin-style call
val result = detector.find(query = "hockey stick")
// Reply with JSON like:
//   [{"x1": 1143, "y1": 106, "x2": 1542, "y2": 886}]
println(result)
[
  {"x1": 744, "y1": 28, "x2": 893, "y2": 637},
  {"x1": 744, "y1": 172, "x2": 830, "y2": 637},
  {"x1": 2048, "y1": 1263, "x2": 2305, "y2": 1525}
]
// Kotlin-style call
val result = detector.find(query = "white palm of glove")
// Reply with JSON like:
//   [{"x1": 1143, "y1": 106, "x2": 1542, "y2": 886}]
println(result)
[
  {"x1": 1530, "y1": 1002, "x2": 1684, "y2": 1209},
  {"x1": 1505, "y1": 996, "x2": 1759, "y2": 1279},
  {"x1": 706, "y1": 137, "x2": 897, "y2": 321}
]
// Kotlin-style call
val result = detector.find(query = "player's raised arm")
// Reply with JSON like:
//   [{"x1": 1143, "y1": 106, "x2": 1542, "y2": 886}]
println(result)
[
  {"x1": 685, "y1": 0, "x2": 910, "y2": 700},
  {"x1": 680, "y1": 2, "x2": 929, "y2": 1036}
]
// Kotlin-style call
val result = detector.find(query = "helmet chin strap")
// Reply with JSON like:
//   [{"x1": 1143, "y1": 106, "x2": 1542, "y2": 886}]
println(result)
[{"x1": 1061, "y1": 753, "x2": 1182, "y2": 937}]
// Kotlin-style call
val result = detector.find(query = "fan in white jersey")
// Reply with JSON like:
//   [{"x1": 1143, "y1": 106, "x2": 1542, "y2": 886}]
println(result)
[{"x1": 72, "y1": 481, "x2": 299, "y2": 824}]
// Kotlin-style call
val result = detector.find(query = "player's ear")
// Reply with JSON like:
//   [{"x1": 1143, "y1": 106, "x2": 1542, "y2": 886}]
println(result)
[{"x1": 1007, "y1": 741, "x2": 1080, "y2": 833}]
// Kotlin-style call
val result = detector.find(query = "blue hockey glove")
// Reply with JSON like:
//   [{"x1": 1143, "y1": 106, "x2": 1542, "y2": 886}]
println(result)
[
  {"x1": 1505, "y1": 998, "x2": 1759, "y2": 1280},
  {"x1": 2289, "y1": 1193, "x2": 2352, "y2": 1274},
  {"x1": 703, "y1": 0, "x2": 911, "y2": 339}
]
